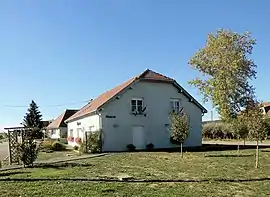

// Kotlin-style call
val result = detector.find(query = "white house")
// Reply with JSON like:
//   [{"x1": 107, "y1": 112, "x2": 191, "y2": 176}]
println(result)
[
  {"x1": 65, "y1": 69, "x2": 207, "y2": 151},
  {"x1": 47, "y1": 109, "x2": 78, "y2": 139}
]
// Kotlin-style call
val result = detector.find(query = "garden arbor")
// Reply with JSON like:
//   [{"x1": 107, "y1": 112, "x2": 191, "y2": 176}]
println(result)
[{"x1": 4, "y1": 127, "x2": 34, "y2": 165}]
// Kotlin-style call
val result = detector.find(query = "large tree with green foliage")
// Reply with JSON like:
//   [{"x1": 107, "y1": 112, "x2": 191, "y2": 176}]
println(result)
[
  {"x1": 189, "y1": 29, "x2": 257, "y2": 121},
  {"x1": 170, "y1": 112, "x2": 190, "y2": 158},
  {"x1": 22, "y1": 100, "x2": 43, "y2": 139}
]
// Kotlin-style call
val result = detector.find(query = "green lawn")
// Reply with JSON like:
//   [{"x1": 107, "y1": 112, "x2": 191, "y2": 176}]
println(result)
[
  {"x1": 37, "y1": 150, "x2": 80, "y2": 162},
  {"x1": 1, "y1": 148, "x2": 270, "y2": 196}
]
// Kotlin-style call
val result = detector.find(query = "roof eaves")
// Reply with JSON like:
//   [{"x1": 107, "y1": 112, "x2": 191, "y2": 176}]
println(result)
[
  {"x1": 65, "y1": 110, "x2": 97, "y2": 123},
  {"x1": 172, "y1": 80, "x2": 207, "y2": 113}
]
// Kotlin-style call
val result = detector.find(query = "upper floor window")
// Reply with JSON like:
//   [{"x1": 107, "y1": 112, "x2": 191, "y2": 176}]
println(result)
[
  {"x1": 131, "y1": 98, "x2": 143, "y2": 112},
  {"x1": 170, "y1": 99, "x2": 181, "y2": 112}
]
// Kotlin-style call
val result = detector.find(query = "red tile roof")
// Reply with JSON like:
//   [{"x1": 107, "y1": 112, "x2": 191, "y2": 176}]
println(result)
[
  {"x1": 47, "y1": 109, "x2": 78, "y2": 128},
  {"x1": 263, "y1": 102, "x2": 270, "y2": 107},
  {"x1": 66, "y1": 69, "x2": 207, "y2": 122}
]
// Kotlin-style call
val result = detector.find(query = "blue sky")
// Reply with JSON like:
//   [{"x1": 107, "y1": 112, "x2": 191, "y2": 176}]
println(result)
[{"x1": 0, "y1": 0, "x2": 269, "y2": 129}]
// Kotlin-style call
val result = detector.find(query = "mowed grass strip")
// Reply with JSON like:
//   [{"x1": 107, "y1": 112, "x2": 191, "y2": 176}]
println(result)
[{"x1": 1, "y1": 148, "x2": 270, "y2": 196}]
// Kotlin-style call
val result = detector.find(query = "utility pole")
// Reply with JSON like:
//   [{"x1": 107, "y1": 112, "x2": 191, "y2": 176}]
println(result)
[{"x1": 211, "y1": 111, "x2": 213, "y2": 121}]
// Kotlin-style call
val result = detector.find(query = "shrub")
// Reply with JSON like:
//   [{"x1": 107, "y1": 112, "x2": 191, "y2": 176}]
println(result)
[
  {"x1": 127, "y1": 144, "x2": 136, "y2": 151},
  {"x1": 51, "y1": 141, "x2": 66, "y2": 151},
  {"x1": 146, "y1": 143, "x2": 154, "y2": 150},
  {"x1": 17, "y1": 139, "x2": 39, "y2": 167},
  {"x1": 73, "y1": 146, "x2": 79, "y2": 151},
  {"x1": 202, "y1": 122, "x2": 234, "y2": 140},
  {"x1": 59, "y1": 138, "x2": 68, "y2": 144},
  {"x1": 39, "y1": 139, "x2": 55, "y2": 151},
  {"x1": 80, "y1": 131, "x2": 101, "y2": 153}
]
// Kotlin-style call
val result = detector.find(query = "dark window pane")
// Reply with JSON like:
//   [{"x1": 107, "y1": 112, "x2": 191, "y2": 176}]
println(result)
[
  {"x1": 131, "y1": 105, "x2": 136, "y2": 112},
  {"x1": 137, "y1": 100, "x2": 143, "y2": 106},
  {"x1": 138, "y1": 105, "x2": 143, "y2": 112},
  {"x1": 131, "y1": 100, "x2": 136, "y2": 105},
  {"x1": 170, "y1": 101, "x2": 174, "y2": 109}
]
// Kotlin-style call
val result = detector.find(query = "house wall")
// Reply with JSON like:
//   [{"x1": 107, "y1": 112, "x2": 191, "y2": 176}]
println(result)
[
  {"x1": 100, "y1": 81, "x2": 203, "y2": 152},
  {"x1": 67, "y1": 115, "x2": 100, "y2": 146},
  {"x1": 49, "y1": 127, "x2": 68, "y2": 139}
]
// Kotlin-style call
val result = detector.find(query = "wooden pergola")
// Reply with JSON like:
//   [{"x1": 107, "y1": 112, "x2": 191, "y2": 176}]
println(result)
[{"x1": 4, "y1": 126, "x2": 34, "y2": 165}]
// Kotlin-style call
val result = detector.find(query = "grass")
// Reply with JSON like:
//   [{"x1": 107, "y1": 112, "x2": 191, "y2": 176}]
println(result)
[
  {"x1": 37, "y1": 151, "x2": 79, "y2": 162},
  {"x1": 1, "y1": 148, "x2": 270, "y2": 196}
]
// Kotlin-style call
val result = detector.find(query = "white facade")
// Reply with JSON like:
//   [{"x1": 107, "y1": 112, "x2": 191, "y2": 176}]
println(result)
[
  {"x1": 48, "y1": 127, "x2": 67, "y2": 139},
  {"x1": 67, "y1": 80, "x2": 205, "y2": 151},
  {"x1": 67, "y1": 115, "x2": 101, "y2": 146}
]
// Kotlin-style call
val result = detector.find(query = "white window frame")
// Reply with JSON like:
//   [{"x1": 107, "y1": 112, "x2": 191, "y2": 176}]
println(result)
[
  {"x1": 70, "y1": 129, "x2": 73, "y2": 137},
  {"x1": 170, "y1": 99, "x2": 181, "y2": 112},
  {"x1": 131, "y1": 98, "x2": 143, "y2": 113}
]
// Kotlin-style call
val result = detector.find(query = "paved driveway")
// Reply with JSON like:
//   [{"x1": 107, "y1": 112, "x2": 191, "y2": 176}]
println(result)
[{"x1": 0, "y1": 142, "x2": 8, "y2": 160}]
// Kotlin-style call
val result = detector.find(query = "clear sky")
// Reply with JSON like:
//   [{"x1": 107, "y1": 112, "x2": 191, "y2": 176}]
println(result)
[{"x1": 0, "y1": 0, "x2": 269, "y2": 130}]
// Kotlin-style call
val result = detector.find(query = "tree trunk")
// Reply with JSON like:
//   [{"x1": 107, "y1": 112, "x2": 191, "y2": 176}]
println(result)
[
  {"x1": 180, "y1": 143, "x2": 183, "y2": 158},
  {"x1": 243, "y1": 138, "x2": 246, "y2": 146},
  {"x1": 237, "y1": 137, "x2": 240, "y2": 155},
  {"x1": 255, "y1": 140, "x2": 259, "y2": 169}
]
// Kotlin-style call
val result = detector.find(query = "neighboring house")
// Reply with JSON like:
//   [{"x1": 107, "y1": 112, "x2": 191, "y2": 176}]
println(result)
[
  {"x1": 65, "y1": 69, "x2": 208, "y2": 151},
  {"x1": 261, "y1": 102, "x2": 270, "y2": 117},
  {"x1": 47, "y1": 109, "x2": 78, "y2": 139},
  {"x1": 42, "y1": 120, "x2": 54, "y2": 128}
]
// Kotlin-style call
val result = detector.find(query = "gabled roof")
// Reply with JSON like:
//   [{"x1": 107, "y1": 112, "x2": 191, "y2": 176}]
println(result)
[
  {"x1": 66, "y1": 69, "x2": 207, "y2": 122},
  {"x1": 47, "y1": 109, "x2": 78, "y2": 129},
  {"x1": 262, "y1": 102, "x2": 270, "y2": 108}
]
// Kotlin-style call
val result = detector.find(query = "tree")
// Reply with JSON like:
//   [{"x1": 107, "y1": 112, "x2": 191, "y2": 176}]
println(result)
[
  {"x1": 17, "y1": 138, "x2": 39, "y2": 167},
  {"x1": 170, "y1": 112, "x2": 190, "y2": 158},
  {"x1": 189, "y1": 29, "x2": 257, "y2": 121},
  {"x1": 22, "y1": 100, "x2": 43, "y2": 139},
  {"x1": 243, "y1": 101, "x2": 267, "y2": 168},
  {"x1": 230, "y1": 114, "x2": 249, "y2": 154}
]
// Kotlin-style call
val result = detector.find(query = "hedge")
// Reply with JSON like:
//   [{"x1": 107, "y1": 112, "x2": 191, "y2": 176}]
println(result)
[
  {"x1": 203, "y1": 122, "x2": 234, "y2": 139},
  {"x1": 203, "y1": 120, "x2": 270, "y2": 140}
]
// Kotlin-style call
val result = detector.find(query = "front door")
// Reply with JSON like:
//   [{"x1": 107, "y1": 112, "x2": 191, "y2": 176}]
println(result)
[{"x1": 132, "y1": 126, "x2": 145, "y2": 150}]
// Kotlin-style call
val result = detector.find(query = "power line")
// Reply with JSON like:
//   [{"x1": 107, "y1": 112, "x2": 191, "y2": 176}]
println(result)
[{"x1": 1, "y1": 100, "x2": 91, "y2": 108}]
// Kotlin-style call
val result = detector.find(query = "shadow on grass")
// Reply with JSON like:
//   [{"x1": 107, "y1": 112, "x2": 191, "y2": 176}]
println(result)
[
  {"x1": 261, "y1": 150, "x2": 270, "y2": 152},
  {"x1": 33, "y1": 162, "x2": 94, "y2": 169},
  {"x1": 0, "y1": 171, "x2": 29, "y2": 177},
  {"x1": 204, "y1": 154, "x2": 254, "y2": 158},
  {"x1": 1, "y1": 177, "x2": 270, "y2": 183},
  {"x1": 141, "y1": 144, "x2": 270, "y2": 153}
]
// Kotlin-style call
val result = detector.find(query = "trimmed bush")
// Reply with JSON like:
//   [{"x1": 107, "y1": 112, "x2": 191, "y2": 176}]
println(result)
[
  {"x1": 146, "y1": 143, "x2": 154, "y2": 150},
  {"x1": 127, "y1": 144, "x2": 136, "y2": 151},
  {"x1": 51, "y1": 141, "x2": 66, "y2": 151}
]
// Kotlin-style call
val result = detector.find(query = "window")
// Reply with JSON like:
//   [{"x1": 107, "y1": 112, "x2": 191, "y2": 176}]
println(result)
[
  {"x1": 70, "y1": 129, "x2": 73, "y2": 137},
  {"x1": 76, "y1": 128, "x2": 81, "y2": 138},
  {"x1": 170, "y1": 99, "x2": 181, "y2": 112},
  {"x1": 131, "y1": 98, "x2": 143, "y2": 112}
]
